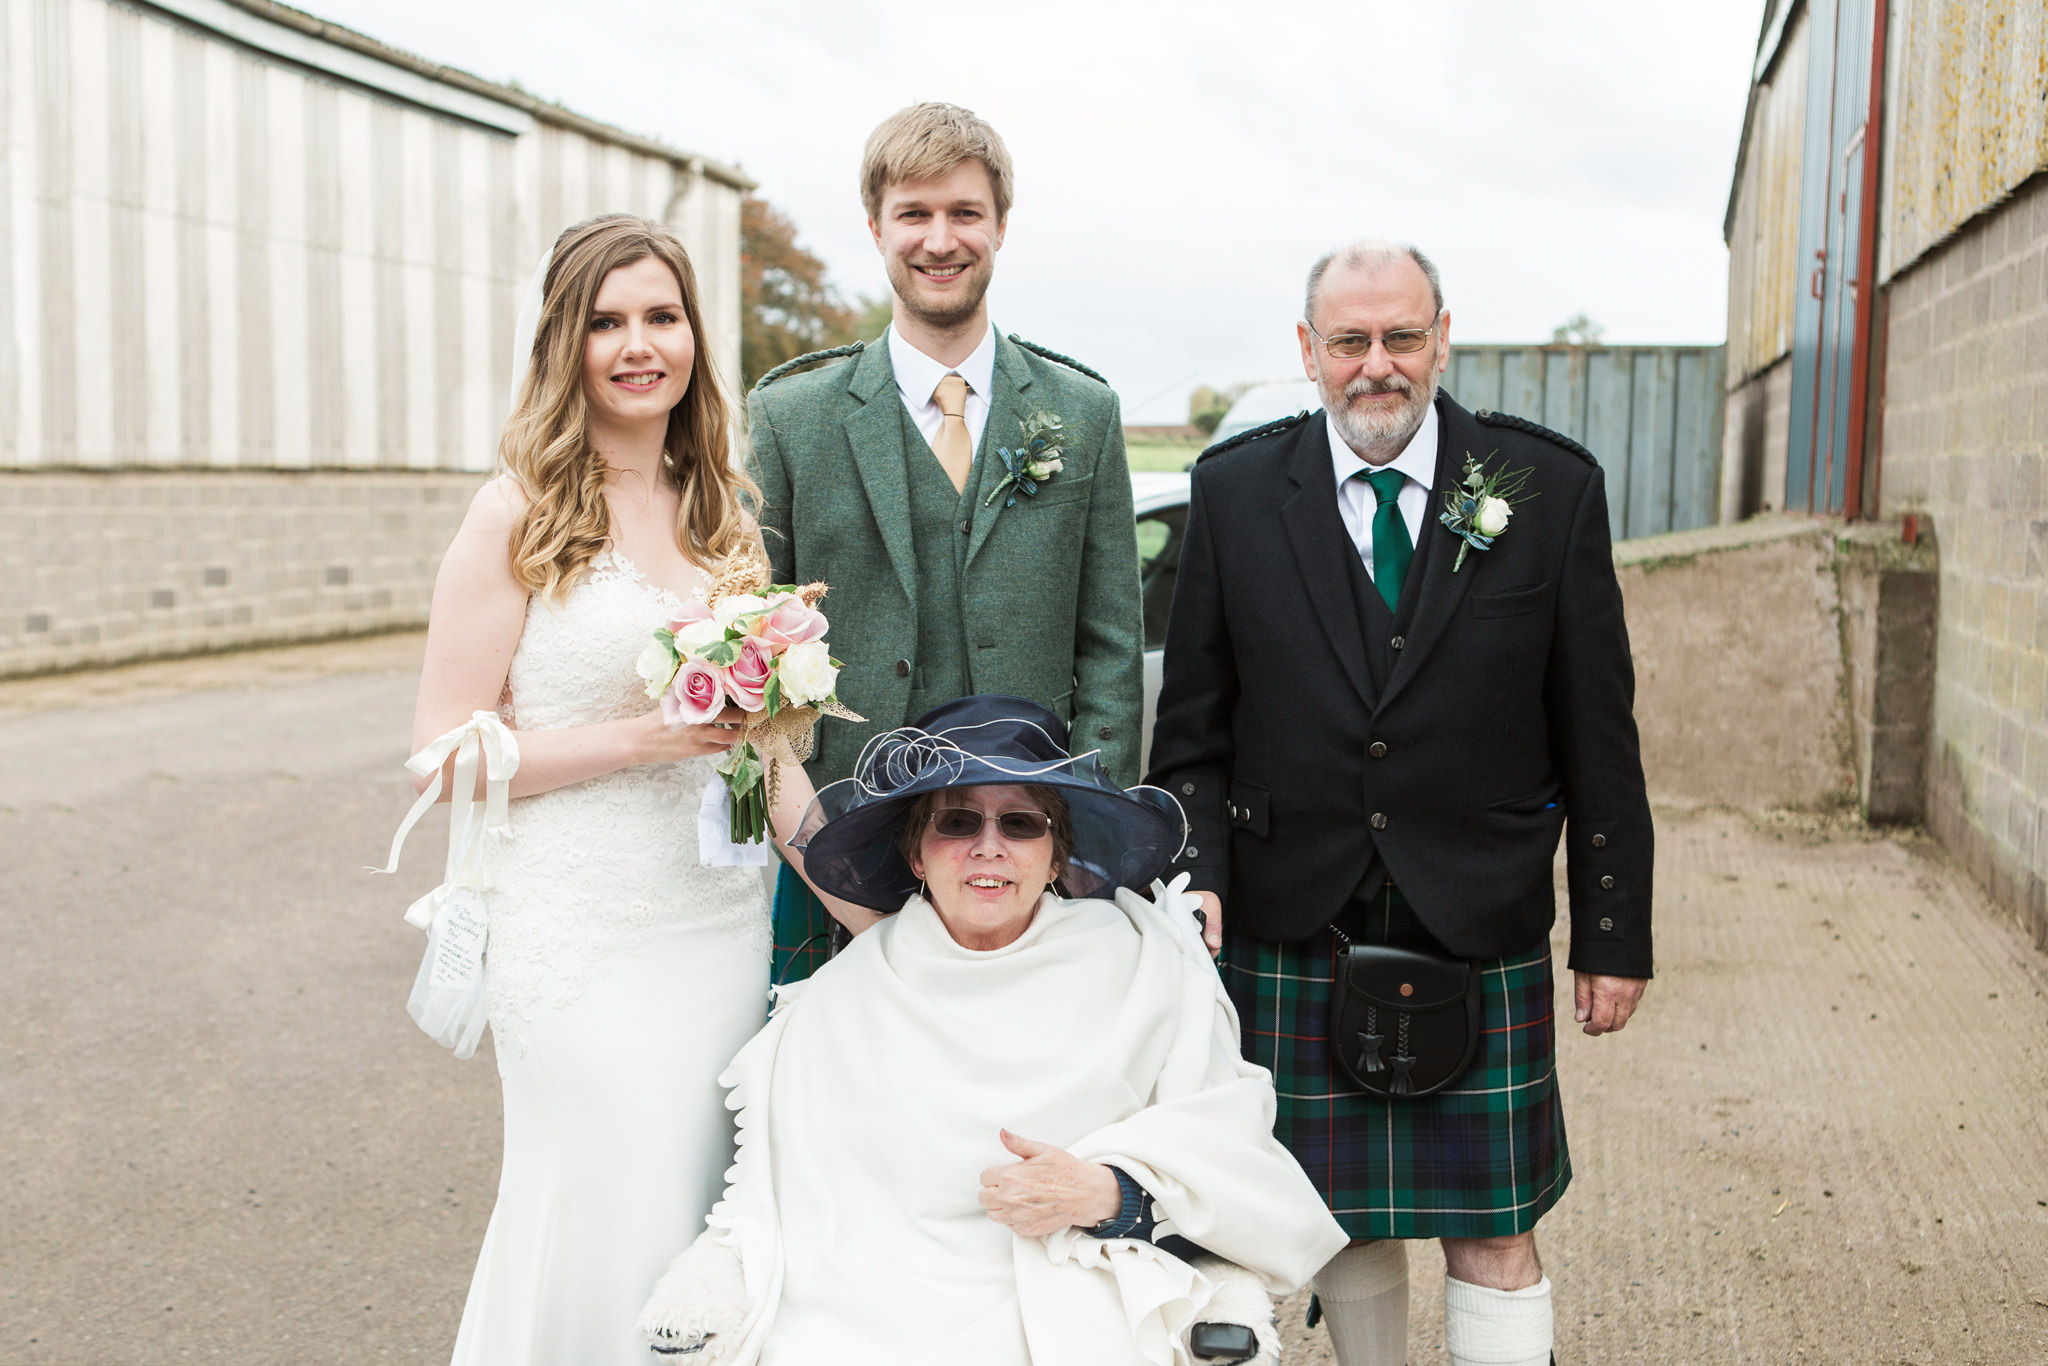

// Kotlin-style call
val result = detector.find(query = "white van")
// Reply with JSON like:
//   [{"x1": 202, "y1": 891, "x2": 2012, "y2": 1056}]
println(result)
[{"x1": 1207, "y1": 380, "x2": 1321, "y2": 447}]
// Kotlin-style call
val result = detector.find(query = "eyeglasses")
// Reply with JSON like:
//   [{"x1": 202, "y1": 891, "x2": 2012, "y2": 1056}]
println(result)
[
  {"x1": 925, "y1": 808, "x2": 1055, "y2": 841},
  {"x1": 1304, "y1": 316, "x2": 1441, "y2": 359}
]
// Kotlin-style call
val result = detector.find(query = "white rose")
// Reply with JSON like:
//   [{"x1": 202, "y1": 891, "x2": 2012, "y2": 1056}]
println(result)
[
  {"x1": 777, "y1": 640, "x2": 839, "y2": 706},
  {"x1": 635, "y1": 639, "x2": 680, "y2": 698},
  {"x1": 1475, "y1": 496, "x2": 1512, "y2": 538},
  {"x1": 1025, "y1": 456, "x2": 1063, "y2": 481},
  {"x1": 712, "y1": 593, "x2": 768, "y2": 629},
  {"x1": 675, "y1": 617, "x2": 725, "y2": 652}
]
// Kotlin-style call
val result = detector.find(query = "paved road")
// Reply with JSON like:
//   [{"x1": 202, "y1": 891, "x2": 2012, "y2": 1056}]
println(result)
[{"x1": 3, "y1": 637, "x2": 2045, "y2": 1364}]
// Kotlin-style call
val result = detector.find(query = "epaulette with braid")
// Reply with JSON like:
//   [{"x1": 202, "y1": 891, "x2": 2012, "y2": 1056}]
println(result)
[
  {"x1": 1474, "y1": 408, "x2": 1598, "y2": 466},
  {"x1": 1197, "y1": 410, "x2": 1313, "y2": 462},
  {"x1": 751, "y1": 340, "x2": 865, "y2": 393},
  {"x1": 1006, "y1": 334, "x2": 1108, "y2": 386}
]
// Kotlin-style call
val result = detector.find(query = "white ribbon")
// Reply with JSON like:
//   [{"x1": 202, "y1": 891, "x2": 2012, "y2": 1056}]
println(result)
[
  {"x1": 698, "y1": 777, "x2": 775, "y2": 868},
  {"x1": 374, "y1": 712, "x2": 522, "y2": 929}
]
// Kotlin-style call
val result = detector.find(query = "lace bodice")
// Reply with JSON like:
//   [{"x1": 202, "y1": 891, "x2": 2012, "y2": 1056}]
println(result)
[{"x1": 485, "y1": 549, "x2": 770, "y2": 1056}]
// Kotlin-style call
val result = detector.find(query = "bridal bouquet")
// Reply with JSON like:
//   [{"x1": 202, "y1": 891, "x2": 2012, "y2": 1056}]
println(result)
[{"x1": 636, "y1": 552, "x2": 861, "y2": 845}]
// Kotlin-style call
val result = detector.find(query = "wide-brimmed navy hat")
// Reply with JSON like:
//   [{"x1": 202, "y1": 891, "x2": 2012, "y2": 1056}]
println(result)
[{"x1": 789, "y1": 694, "x2": 1187, "y2": 912}]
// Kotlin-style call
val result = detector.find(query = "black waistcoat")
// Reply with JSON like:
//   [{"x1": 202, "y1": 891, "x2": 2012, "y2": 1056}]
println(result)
[{"x1": 1335, "y1": 472, "x2": 1443, "y2": 907}]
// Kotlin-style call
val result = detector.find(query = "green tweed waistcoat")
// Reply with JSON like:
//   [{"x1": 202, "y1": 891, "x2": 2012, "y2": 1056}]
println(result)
[
  {"x1": 747, "y1": 332, "x2": 1144, "y2": 787},
  {"x1": 901, "y1": 406, "x2": 976, "y2": 720}
]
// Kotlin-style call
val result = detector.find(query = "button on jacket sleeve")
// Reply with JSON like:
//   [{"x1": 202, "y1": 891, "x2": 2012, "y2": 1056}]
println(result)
[{"x1": 1545, "y1": 466, "x2": 1655, "y2": 978}]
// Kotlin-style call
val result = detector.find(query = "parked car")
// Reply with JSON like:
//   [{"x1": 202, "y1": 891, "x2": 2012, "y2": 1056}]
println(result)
[
  {"x1": 1132, "y1": 471, "x2": 1191, "y2": 773},
  {"x1": 1207, "y1": 380, "x2": 1320, "y2": 448}
]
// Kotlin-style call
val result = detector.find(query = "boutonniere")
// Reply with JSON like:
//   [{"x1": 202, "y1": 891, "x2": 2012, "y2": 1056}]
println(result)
[
  {"x1": 1439, "y1": 452, "x2": 1537, "y2": 571},
  {"x1": 984, "y1": 408, "x2": 1067, "y2": 507}
]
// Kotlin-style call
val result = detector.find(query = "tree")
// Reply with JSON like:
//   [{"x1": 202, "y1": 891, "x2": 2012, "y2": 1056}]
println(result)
[
  {"x1": 740, "y1": 195, "x2": 871, "y2": 391},
  {"x1": 1188, "y1": 382, "x2": 1254, "y2": 436},
  {"x1": 855, "y1": 294, "x2": 894, "y2": 340},
  {"x1": 1550, "y1": 313, "x2": 1605, "y2": 346}
]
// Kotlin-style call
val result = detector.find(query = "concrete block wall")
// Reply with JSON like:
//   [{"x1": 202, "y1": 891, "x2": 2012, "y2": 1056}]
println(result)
[
  {"x1": 1878, "y1": 172, "x2": 2048, "y2": 949},
  {"x1": 1720, "y1": 355, "x2": 1794, "y2": 522},
  {"x1": 0, "y1": 472, "x2": 482, "y2": 678}
]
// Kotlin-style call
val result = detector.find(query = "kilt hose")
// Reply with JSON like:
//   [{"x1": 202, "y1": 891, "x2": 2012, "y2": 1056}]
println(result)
[
  {"x1": 1222, "y1": 884, "x2": 1570, "y2": 1241},
  {"x1": 771, "y1": 863, "x2": 838, "y2": 986}
]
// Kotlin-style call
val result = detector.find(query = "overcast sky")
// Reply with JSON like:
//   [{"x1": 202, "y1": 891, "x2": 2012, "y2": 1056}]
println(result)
[{"x1": 315, "y1": 0, "x2": 1763, "y2": 422}]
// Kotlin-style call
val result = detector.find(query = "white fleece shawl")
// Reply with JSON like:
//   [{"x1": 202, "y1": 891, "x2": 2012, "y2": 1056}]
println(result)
[{"x1": 702, "y1": 877, "x2": 1346, "y2": 1366}]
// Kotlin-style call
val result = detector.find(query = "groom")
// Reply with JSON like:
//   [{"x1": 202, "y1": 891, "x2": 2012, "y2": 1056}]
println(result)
[
  {"x1": 1147, "y1": 241, "x2": 1653, "y2": 1366},
  {"x1": 750, "y1": 102, "x2": 1144, "y2": 979}
]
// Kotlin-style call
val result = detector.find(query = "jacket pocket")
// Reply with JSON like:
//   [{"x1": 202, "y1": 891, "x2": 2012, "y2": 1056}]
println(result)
[
  {"x1": 1016, "y1": 471, "x2": 1094, "y2": 507},
  {"x1": 1228, "y1": 779, "x2": 1270, "y2": 836},
  {"x1": 1470, "y1": 583, "x2": 1548, "y2": 619},
  {"x1": 1488, "y1": 784, "x2": 1562, "y2": 815}
]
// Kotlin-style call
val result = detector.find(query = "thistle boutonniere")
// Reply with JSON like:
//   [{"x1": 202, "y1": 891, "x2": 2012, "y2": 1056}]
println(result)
[
  {"x1": 1439, "y1": 452, "x2": 1538, "y2": 571},
  {"x1": 984, "y1": 408, "x2": 1067, "y2": 507}
]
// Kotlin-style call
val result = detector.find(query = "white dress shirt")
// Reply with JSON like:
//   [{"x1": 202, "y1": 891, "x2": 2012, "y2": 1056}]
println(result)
[
  {"x1": 889, "y1": 323, "x2": 996, "y2": 455},
  {"x1": 1329, "y1": 401, "x2": 1438, "y2": 581}
]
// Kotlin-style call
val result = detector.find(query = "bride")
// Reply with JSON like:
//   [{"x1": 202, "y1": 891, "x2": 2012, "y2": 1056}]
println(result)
[{"x1": 409, "y1": 213, "x2": 770, "y2": 1365}]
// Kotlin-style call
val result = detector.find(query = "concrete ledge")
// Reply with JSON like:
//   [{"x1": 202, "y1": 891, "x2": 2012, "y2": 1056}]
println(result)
[{"x1": 1614, "y1": 511, "x2": 1834, "y2": 570}]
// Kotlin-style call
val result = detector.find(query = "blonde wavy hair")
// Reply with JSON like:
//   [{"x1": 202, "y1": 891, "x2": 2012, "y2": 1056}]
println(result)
[{"x1": 500, "y1": 213, "x2": 756, "y2": 600}]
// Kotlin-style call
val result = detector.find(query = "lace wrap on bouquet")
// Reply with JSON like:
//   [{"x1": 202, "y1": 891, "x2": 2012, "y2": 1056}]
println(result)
[{"x1": 486, "y1": 549, "x2": 770, "y2": 1056}]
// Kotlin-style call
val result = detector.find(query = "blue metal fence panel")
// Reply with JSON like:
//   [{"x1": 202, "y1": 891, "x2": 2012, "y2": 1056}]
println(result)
[
  {"x1": 1445, "y1": 343, "x2": 1726, "y2": 540},
  {"x1": 1672, "y1": 349, "x2": 1723, "y2": 532},
  {"x1": 1585, "y1": 350, "x2": 1635, "y2": 541},
  {"x1": 1542, "y1": 351, "x2": 1581, "y2": 439}
]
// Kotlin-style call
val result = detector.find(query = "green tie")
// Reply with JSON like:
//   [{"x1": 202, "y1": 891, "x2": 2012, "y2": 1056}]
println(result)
[{"x1": 1360, "y1": 468, "x2": 1413, "y2": 612}]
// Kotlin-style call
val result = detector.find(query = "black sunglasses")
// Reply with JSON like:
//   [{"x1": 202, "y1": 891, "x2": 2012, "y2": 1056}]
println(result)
[{"x1": 924, "y1": 807, "x2": 1054, "y2": 841}]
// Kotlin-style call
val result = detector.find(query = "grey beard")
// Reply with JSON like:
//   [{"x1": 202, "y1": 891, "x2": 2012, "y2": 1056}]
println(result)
[{"x1": 1328, "y1": 373, "x2": 1437, "y2": 463}]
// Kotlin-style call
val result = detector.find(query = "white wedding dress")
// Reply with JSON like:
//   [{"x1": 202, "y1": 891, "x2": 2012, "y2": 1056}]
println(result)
[{"x1": 450, "y1": 549, "x2": 771, "y2": 1366}]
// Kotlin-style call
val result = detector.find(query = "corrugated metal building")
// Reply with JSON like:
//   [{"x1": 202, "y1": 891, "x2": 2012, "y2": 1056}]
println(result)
[
  {"x1": 1722, "y1": 0, "x2": 2048, "y2": 947},
  {"x1": 0, "y1": 0, "x2": 750, "y2": 673},
  {"x1": 1721, "y1": 1, "x2": 1810, "y2": 519}
]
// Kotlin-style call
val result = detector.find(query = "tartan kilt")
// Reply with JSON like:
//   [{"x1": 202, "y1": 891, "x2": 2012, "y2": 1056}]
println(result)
[
  {"x1": 771, "y1": 863, "x2": 838, "y2": 986},
  {"x1": 1223, "y1": 894, "x2": 1570, "y2": 1241}
]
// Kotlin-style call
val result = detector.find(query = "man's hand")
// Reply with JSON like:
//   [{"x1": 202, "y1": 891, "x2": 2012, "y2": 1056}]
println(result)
[
  {"x1": 1192, "y1": 891, "x2": 1223, "y2": 956},
  {"x1": 977, "y1": 1130, "x2": 1123, "y2": 1238},
  {"x1": 1572, "y1": 972, "x2": 1647, "y2": 1036}
]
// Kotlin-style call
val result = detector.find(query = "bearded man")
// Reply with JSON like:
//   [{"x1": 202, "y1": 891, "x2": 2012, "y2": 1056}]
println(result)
[
  {"x1": 1146, "y1": 241, "x2": 1654, "y2": 1366},
  {"x1": 750, "y1": 102, "x2": 1145, "y2": 978}
]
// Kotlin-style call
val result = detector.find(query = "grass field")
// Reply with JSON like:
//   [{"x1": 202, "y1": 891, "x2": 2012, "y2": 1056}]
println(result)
[{"x1": 1124, "y1": 438, "x2": 1205, "y2": 473}]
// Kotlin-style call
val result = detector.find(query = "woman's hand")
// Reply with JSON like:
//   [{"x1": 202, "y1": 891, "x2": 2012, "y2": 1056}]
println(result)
[
  {"x1": 626, "y1": 705, "x2": 747, "y2": 763},
  {"x1": 977, "y1": 1130, "x2": 1123, "y2": 1238}
]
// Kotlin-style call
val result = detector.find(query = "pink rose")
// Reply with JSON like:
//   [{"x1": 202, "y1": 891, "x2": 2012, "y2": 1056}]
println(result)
[
  {"x1": 752, "y1": 596, "x2": 828, "y2": 648},
  {"x1": 666, "y1": 599, "x2": 713, "y2": 635},
  {"x1": 724, "y1": 635, "x2": 776, "y2": 712},
  {"x1": 662, "y1": 658, "x2": 726, "y2": 727}
]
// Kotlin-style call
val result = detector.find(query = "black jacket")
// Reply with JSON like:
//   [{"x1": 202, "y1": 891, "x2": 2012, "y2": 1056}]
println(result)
[{"x1": 1145, "y1": 393, "x2": 1654, "y2": 977}]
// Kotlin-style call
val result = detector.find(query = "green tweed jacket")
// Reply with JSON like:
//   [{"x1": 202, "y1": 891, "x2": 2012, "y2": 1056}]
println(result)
[{"x1": 748, "y1": 332, "x2": 1144, "y2": 788}]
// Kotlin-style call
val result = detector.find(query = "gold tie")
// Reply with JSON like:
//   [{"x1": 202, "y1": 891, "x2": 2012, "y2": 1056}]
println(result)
[{"x1": 930, "y1": 373, "x2": 974, "y2": 493}]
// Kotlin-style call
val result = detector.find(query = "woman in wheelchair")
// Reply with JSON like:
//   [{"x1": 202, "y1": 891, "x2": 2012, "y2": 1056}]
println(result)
[{"x1": 637, "y1": 695, "x2": 1344, "y2": 1365}]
